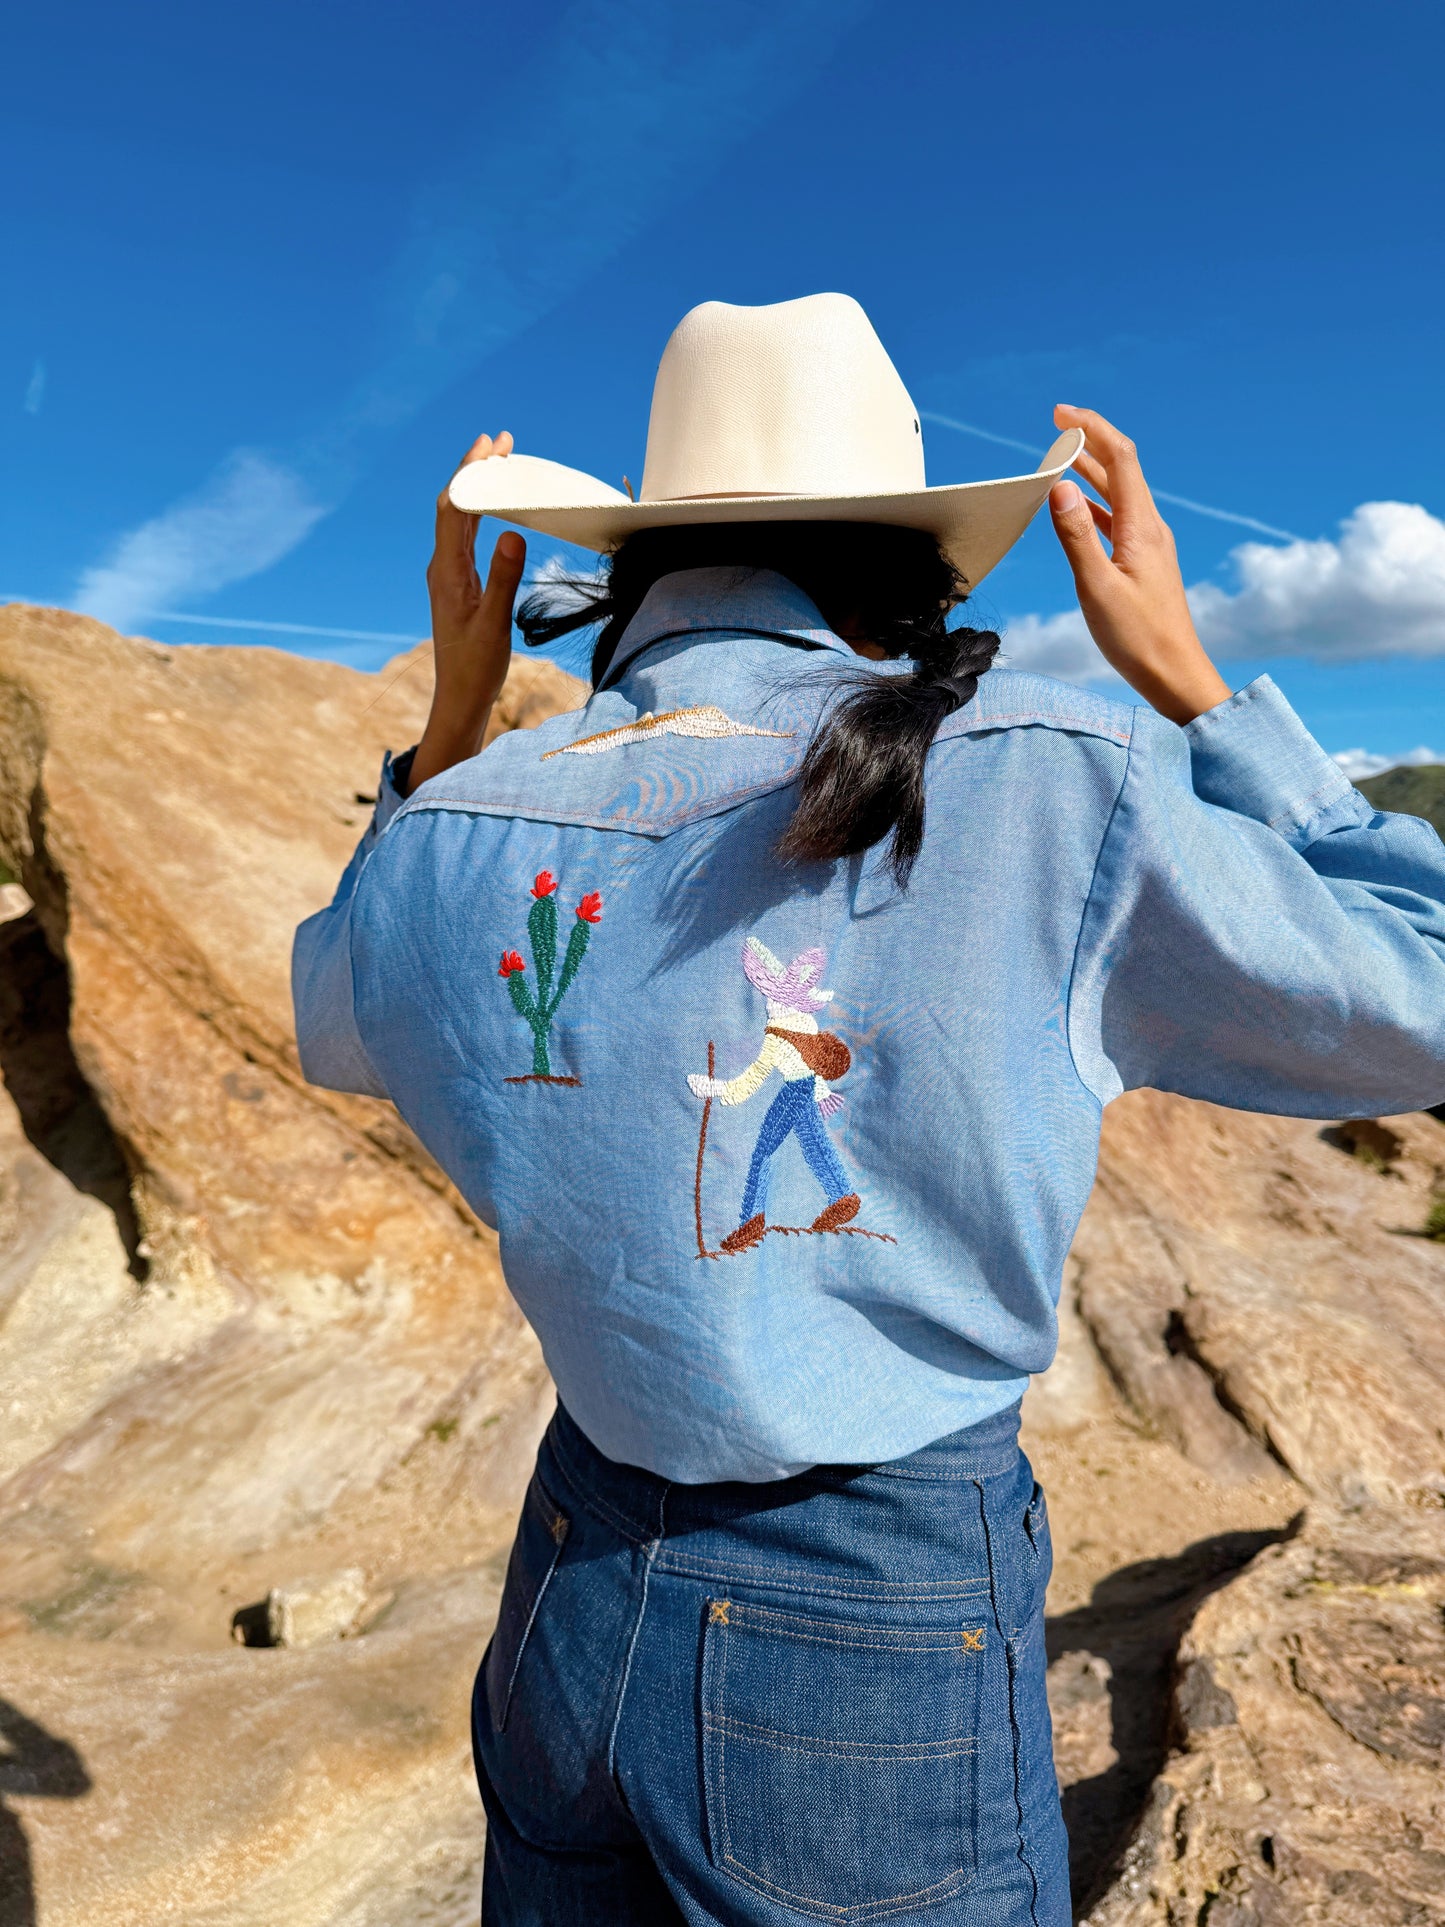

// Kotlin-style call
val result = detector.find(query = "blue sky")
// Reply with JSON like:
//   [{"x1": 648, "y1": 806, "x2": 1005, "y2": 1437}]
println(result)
[{"x1": 4, "y1": 0, "x2": 1443, "y2": 773}]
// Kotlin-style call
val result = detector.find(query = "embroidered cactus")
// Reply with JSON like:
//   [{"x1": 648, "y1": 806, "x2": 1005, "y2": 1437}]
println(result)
[{"x1": 497, "y1": 872, "x2": 602, "y2": 1079}]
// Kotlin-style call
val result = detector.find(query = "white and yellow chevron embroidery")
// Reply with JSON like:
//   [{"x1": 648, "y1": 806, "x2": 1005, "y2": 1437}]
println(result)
[{"x1": 541, "y1": 705, "x2": 793, "y2": 760}]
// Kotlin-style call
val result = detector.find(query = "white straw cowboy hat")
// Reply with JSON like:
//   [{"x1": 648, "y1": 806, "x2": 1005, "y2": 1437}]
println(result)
[{"x1": 449, "y1": 293, "x2": 1083, "y2": 591}]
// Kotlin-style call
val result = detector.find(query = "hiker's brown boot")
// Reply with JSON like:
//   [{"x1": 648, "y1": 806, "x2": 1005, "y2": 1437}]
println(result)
[
  {"x1": 811, "y1": 1193, "x2": 860, "y2": 1233},
  {"x1": 720, "y1": 1213, "x2": 767, "y2": 1255}
]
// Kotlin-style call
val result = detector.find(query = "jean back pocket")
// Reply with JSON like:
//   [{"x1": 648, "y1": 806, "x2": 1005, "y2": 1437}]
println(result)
[
  {"x1": 701, "y1": 1597, "x2": 986, "y2": 1920},
  {"x1": 483, "y1": 1475, "x2": 570, "y2": 1732}
]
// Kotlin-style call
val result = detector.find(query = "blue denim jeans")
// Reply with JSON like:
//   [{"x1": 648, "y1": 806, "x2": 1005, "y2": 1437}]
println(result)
[
  {"x1": 472, "y1": 1402, "x2": 1069, "y2": 1924},
  {"x1": 739, "y1": 1076, "x2": 851, "y2": 1222}
]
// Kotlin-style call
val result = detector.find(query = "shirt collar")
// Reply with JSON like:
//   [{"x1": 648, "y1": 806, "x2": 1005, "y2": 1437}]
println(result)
[{"x1": 601, "y1": 566, "x2": 855, "y2": 687}]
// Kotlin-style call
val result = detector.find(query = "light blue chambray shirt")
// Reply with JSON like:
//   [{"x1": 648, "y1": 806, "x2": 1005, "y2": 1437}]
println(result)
[{"x1": 293, "y1": 569, "x2": 1445, "y2": 1481}]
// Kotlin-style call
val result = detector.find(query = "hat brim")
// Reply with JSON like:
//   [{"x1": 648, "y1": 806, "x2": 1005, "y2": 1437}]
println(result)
[{"x1": 448, "y1": 430, "x2": 1084, "y2": 592}]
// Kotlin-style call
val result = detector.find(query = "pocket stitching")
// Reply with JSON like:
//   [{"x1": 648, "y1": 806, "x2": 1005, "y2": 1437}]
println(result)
[
  {"x1": 657, "y1": 1549, "x2": 990, "y2": 1601},
  {"x1": 547, "y1": 1430, "x2": 652, "y2": 1545},
  {"x1": 719, "y1": 1845, "x2": 973, "y2": 1922},
  {"x1": 729, "y1": 1600, "x2": 989, "y2": 1652},
  {"x1": 708, "y1": 1606, "x2": 980, "y2": 1921},
  {"x1": 707, "y1": 1716, "x2": 977, "y2": 1761},
  {"x1": 494, "y1": 1489, "x2": 569, "y2": 1731}
]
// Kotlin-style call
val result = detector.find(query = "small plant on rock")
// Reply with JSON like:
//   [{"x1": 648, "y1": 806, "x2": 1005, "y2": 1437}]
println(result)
[{"x1": 497, "y1": 872, "x2": 602, "y2": 1083}]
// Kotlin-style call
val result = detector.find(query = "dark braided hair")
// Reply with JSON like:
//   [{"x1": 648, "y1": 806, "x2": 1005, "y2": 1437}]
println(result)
[{"x1": 516, "y1": 521, "x2": 1000, "y2": 887}]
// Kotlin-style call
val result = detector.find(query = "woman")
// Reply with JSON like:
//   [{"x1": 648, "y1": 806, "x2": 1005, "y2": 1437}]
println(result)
[{"x1": 293, "y1": 296, "x2": 1445, "y2": 1926}]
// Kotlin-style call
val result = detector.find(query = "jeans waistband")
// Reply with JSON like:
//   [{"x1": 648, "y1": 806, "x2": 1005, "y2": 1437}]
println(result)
[{"x1": 545, "y1": 1401, "x2": 1024, "y2": 1548}]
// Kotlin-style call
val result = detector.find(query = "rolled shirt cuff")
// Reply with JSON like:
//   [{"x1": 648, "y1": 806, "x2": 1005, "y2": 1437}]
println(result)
[
  {"x1": 375, "y1": 746, "x2": 417, "y2": 834},
  {"x1": 1183, "y1": 675, "x2": 1367, "y2": 850}
]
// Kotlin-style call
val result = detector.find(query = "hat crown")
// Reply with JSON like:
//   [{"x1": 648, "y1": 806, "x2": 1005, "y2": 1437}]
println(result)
[{"x1": 639, "y1": 294, "x2": 925, "y2": 504}]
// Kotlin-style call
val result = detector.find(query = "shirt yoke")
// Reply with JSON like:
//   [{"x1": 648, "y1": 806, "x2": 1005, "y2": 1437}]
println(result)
[{"x1": 934, "y1": 669, "x2": 1138, "y2": 749}]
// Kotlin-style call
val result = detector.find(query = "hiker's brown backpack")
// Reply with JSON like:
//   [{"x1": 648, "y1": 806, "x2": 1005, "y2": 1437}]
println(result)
[{"x1": 768, "y1": 1028, "x2": 851, "y2": 1081}]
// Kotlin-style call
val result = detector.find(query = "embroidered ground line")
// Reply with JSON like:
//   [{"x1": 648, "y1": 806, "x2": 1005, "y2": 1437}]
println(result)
[
  {"x1": 504, "y1": 1074, "x2": 583, "y2": 1087},
  {"x1": 698, "y1": 1222, "x2": 897, "y2": 1259},
  {"x1": 766, "y1": 1224, "x2": 898, "y2": 1244}
]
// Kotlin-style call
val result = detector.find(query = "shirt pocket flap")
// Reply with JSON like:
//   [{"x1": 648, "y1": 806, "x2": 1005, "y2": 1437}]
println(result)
[{"x1": 397, "y1": 732, "x2": 804, "y2": 840}]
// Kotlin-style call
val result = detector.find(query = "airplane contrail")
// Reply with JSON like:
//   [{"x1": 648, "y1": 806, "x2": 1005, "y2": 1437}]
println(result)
[
  {"x1": 0, "y1": 598, "x2": 423, "y2": 648},
  {"x1": 5, "y1": 391, "x2": 1304, "y2": 651},
  {"x1": 141, "y1": 611, "x2": 424, "y2": 645},
  {"x1": 920, "y1": 411, "x2": 1301, "y2": 542}
]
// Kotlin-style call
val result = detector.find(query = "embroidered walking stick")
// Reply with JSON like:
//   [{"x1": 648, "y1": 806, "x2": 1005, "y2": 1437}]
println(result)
[
  {"x1": 694, "y1": 1041, "x2": 715, "y2": 1259},
  {"x1": 686, "y1": 942, "x2": 898, "y2": 1255}
]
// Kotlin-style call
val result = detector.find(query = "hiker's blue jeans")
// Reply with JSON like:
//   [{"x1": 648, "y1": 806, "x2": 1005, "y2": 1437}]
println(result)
[
  {"x1": 739, "y1": 1076, "x2": 850, "y2": 1223},
  {"x1": 472, "y1": 1402, "x2": 1069, "y2": 1925}
]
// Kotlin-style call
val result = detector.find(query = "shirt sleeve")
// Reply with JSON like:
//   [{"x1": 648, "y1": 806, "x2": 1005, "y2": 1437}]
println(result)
[
  {"x1": 290, "y1": 747, "x2": 414, "y2": 1098},
  {"x1": 713, "y1": 1033, "x2": 784, "y2": 1105},
  {"x1": 1068, "y1": 677, "x2": 1445, "y2": 1115}
]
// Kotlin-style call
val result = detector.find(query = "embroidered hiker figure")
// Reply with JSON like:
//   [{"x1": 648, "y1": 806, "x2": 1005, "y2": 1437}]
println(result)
[
  {"x1": 688, "y1": 939, "x2": 865, "y2": 1255},
  {"x1": 498, "y1": 872, "x2": 602, "y2": 1085}
]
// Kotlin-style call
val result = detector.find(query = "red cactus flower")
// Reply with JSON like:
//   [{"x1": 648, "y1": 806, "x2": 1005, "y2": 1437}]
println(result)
[
  {"x1": 575, "y1": 891, "x2": 603, "y2": 924},
  {"x1": 498, "y1": 950, "x2": 526, "y2": 977},
  {"x1": 531, "y1": 871, "x2": 557, "y2": 899}
]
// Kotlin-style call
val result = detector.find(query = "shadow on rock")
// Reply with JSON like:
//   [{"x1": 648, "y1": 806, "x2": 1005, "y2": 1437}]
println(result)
[
  {"x1": 0, "y1": 893, "x2": 146, "y2": 1277},
  {"x1": 1047, "y1": 1526, "x2": 1293, "y2": 1917},
  {"x1": 0, "y1": 1698, "x2": 90, "y2": 1927}
]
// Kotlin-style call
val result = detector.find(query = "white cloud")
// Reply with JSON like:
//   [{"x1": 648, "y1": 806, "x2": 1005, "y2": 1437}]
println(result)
[
  {"x1": 74, "y1": 452, "x2": 327, "y2": 631},
  {"x1": 23, "y1": 359, "x2": 45, "y2": 416},
  {"x1": 1188, "y1": 501, "x2": 1445, "y2": 659},
  {"x1": 1005, "y1": 499, "x2": 1445, "y2": 693},
  {"x1": 1331, "y1": 744, "x2": 1443, "y2": 782},
  {"x1": 997, "y1": 607, "x2": 1120, "y2": 684}
]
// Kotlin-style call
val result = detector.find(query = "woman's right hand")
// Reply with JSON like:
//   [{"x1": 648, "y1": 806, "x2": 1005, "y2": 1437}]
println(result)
[
  {"x1": 403, "y1": 432, "x2": 528, "y2": 796},
  {"x1": 1047, "y1": 406, "x2": 1232, "y2": 726}
]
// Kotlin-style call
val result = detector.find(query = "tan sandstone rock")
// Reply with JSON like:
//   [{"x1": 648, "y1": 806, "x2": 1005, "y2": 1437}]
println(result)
[
  {"x1": 1076, "y1": 1090, "x2": 1445, "y2": 1507},
  {"x1": 1081, "y1": 1509, "x2": 1445, "y2": 1927},
  {"x1": 1027, "y1": 1087, "x2": 1445, "y2": 1914},
  {"x1": 262, "y1": 1567, "x2": 373, "y2": 1648},
  {"x1": 0, "y1": 606, "x2": 582, "y2": 1921},
  {"x1": 0, "y1": 1562, "x2": 504, "y2": 1927},
  {"x1": 0, "y1": 608, "x2": 583, "y2": 1623}
]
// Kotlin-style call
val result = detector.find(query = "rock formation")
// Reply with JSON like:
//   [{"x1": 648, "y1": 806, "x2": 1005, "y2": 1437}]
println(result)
[
  {"x1": 1, "y1": 601, "x2": 1442, "y2": 1923},
  {"x1": 0, "y1": 605, "x2": 582, "y2": 1921},
  {"x1": 1028, "y1": 1093, "x2": 1445, "y2": 1917},
  {"x1": 1081, "y1": 1509, "x2": 1445, "y2": 1926}
]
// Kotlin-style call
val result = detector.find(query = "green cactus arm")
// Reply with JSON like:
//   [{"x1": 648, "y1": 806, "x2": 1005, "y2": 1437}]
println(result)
[
  {"x1": 551, "y1": 915, "x2": 592, "y2": 1011},
  {"x1": 528, "y1": 893, "x2": 558, "y2": 1007},
  {"x1": 506, "y1": 971, "x2": 538, "y2": 1023}
]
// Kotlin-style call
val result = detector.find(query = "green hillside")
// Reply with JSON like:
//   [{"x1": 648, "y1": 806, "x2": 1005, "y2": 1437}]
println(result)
[{"x1": 1356, "y1": 764, "x2": 1445, "y2": 839}]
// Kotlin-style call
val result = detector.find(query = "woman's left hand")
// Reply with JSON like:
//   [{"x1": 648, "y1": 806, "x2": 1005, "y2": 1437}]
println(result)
[
  {"x1": 1047, "y1": 406, "x2": 1232, "y2": 726},
  {"x1": 404, "y1": 432, "x2": 528, "y2": 796}
]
